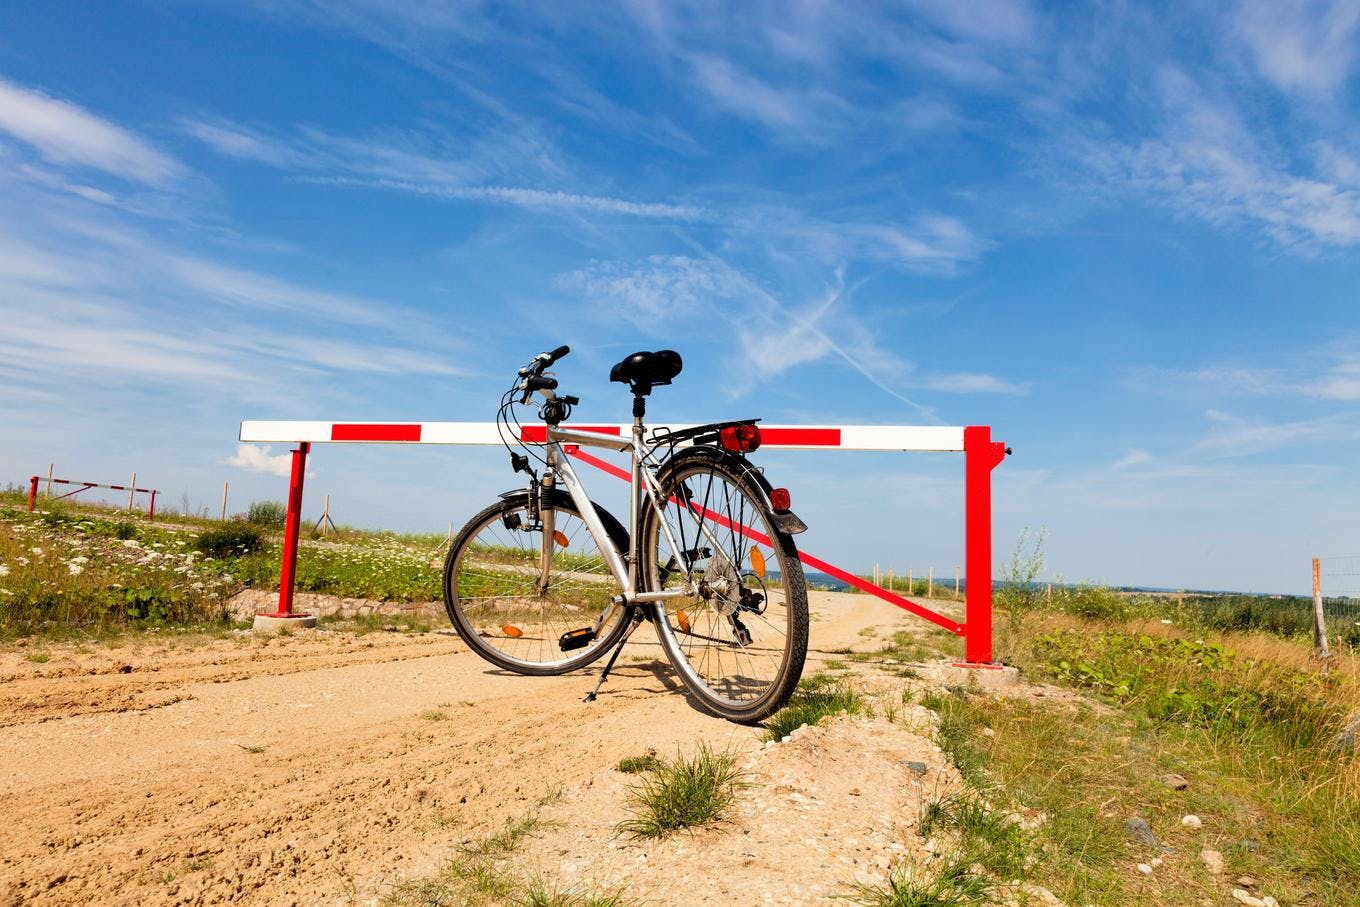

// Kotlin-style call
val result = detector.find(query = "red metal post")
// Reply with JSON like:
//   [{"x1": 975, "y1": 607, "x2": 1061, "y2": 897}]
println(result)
[
  {"x1": 270, "y1": 442, "x2": 310, "y2": 617},
  {"x1": 148, "y1": 490, "x2": 157, "y2": 521},
  {"x1": 963, "y1": 426, "x2": 1007, "y2": 665},
  {"x1": 27, "y1": 476, "x2": 38, "y2": 511}
]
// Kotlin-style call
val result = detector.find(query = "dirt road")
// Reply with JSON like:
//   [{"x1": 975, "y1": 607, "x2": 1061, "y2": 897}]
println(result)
[{"x1": 0, "y1": 591, "x2": 960, "y2": 905}]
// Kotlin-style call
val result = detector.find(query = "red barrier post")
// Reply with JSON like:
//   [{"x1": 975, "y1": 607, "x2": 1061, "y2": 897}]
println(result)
[
  {"x1": 27, "y1": 476, "x2": 38, "y2": 511},
  {"x1": 962, "y1": 425, "x2": 1007, "y2": 665},
  {"x1": 269, "y1": 442, "x2": 310, "y2": 617},
  {"x1": 148, "y1": 490, "x2": 157, "y2": 522}
]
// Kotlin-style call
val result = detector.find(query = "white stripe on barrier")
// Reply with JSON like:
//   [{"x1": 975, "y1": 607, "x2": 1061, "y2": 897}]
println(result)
[{"x1": 238, "y1": 421, "x2": 965, "y2": 451}]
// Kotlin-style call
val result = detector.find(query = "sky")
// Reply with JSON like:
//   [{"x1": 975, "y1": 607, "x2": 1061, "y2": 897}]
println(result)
[{"x1": 0, "y1": 1, "x2": 1357, "y2": 595}]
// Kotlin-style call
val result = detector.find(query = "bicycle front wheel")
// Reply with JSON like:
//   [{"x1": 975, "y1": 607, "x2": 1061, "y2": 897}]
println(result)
[
  {"x1": 443, "y1": 492, "x2": 631, "y2": 675},
  {"x1": 641, "y1": 450, "x2": 808, "y2": 723}
]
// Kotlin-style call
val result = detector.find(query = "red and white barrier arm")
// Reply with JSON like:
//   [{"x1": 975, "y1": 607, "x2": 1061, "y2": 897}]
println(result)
[
  {"x1": 239, "y1": 421, "x2": 965, "y2": 452},
  {"x1": 235, "y1": 419, "x2": 1005, "y2": 665}
]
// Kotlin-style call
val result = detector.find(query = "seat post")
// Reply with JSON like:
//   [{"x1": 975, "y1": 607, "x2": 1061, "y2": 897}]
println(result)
[{"x1": 632, "y1": 395, "x2": 646, "y2": 420}]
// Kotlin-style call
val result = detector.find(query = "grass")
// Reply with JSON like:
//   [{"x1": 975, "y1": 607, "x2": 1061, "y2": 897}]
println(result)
[
  {"x1": 762, "y1": 672, "x2": 865, "y2": 741},
  {"x1": 616, "y1": 752, "x2": 662, "y2": 774},
  {"x1": 616, "y1": 744, "x2": 745, "y2": 838},
  {"x1": 849, "y1": 854, "x2": 990, "y2": 906}
]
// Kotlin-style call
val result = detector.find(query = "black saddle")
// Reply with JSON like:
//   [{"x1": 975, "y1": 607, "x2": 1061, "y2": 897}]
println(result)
[{"x1": 609, "y1": 349, "x2": 683, "y2": 395}]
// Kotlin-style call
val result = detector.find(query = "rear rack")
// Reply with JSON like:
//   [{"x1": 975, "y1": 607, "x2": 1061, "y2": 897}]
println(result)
[{"x1": 648, "y1": 418, "x2": 760, "y2": 448}]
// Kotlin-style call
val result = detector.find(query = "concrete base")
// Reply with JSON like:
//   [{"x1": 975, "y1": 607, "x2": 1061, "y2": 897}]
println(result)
[
  {"x1": 919, "y1": 660, "x2": 1020, "y2": 691},
  {"x1": 252, "y1": 612, "x2": 317, "y2": 632}
]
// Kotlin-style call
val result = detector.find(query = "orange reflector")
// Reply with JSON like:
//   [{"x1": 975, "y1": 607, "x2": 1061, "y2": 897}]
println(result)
[
  {"x1": 749, "y1": 548, "x2": 766, "y2": 578},
  {"x1": 552, "y1": 530, "x2": 569, "y2": 548},
  {"x1": 501, "y1": 625, "x2": 523, "y2": 638},
  {"x1": 677, "y1": 610, "x2": 690, "y2": 632}
]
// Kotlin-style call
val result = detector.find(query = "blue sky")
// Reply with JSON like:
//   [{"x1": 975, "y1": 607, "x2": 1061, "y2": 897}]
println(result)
[{"x1": 1, "y1": 1, "x2": 1357, "y2": 595}]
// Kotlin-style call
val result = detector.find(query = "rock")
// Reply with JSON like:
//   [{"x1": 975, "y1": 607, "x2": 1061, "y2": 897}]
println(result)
[
  {"x1": 1161, "y1": 772, "x2": 1189, "y2": 790},
  {"x1": 1181, "y1": 814, "x2": 1202, "y2": 828},
  {"x1": 1124, "y1": 817, "x2": 1157, "y2": 848},
  {"x1": 1231, "y1": 890, "x2": 1266, "y2": 907},
  {"x1": 1262, "y1": 898, "x2": 1278, "y2": 907},
  {"x1": 1235, "y1": 875, "x2": 1258, "y2": 888},
  {"x1": 900, "y1": 761, "x2": 928, "y2": 775},
  {"x1": 1137, "y1": 863, "x2": 1153, "y2": 875},
  {"x1": 1333, "y1": 711, "x2": 1360, "y2": 752},
  {"x1": 1200, "y1": 848, "x2": 1224, "y2": 875}
]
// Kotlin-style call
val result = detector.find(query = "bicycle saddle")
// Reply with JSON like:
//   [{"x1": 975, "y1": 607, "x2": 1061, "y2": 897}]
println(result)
[{"x1": 609, "y1": 349, "x2": 683, "y2": 394}]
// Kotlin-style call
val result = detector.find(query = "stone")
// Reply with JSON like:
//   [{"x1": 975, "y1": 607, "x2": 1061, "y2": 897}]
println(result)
[
  {"x1": 901, "y1": 761, "x2": 928, "y2": 775},
  {"x1": 1200, "y1": 849, "x2": 1224, "y2": 875},
  {"x1": 1231, "y1": 890, "x2": 1265, "y2": 907},
  {"x1": 1235, "y1": 876, "x2": 1258, "y2": 888},
  {"x1": 1262, "y1": 898, "x2": 1278, "y2": 907},
  {"x1": 1136, "y1": 863, "x2": 1153, "y2": 875},
  {"x1": 1333, "y1": 711, "x2": 1360, "y2": 752},
  {"x1": 1181, "y1": 814, "x2": 1202, "y2": 828},
  {"x1": 1161, "y1": 773, "x2": 1189, "y2": 790},
  {"x1": 1124, "y1": 817, "x2": 1157, "y2": 848}
]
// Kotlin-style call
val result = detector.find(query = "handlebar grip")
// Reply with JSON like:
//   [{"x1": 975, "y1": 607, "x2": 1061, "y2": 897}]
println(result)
[
  {"x1": 526, "y1": 374, "x2": 558, "y2": 391},
  {"x1": 546, "y1": 345, "x2": 570, "y2": 364}
]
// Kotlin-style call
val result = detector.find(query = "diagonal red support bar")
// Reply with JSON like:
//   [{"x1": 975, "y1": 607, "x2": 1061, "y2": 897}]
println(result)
[{"x1": 563, "y1": 446, "x2": 965, "y2": 635}]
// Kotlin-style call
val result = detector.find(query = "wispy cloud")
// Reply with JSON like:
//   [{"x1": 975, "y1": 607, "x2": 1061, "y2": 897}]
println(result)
[
  {"x1": 1235, "y1": 0, "x2": 1360, "y2": 96},
  {"x1": 1126, "y1": 342, "x2": 1360, "y2": 403},
  {"x1": 307, "y1": 177, "x2": 708, "y2": 220},
  {"x1": 0, "y1": 78, "x2": 183, "y2": 185},
  {"x1": 558, "y1": 253, "x2": 1019, "y2": 409},
  {"x1": 1112, "y1": 449, "x2": 1152, "y2": 470},
  {"x1": 1193, "y1": 409, "x2": 1359, "y2": 456}
]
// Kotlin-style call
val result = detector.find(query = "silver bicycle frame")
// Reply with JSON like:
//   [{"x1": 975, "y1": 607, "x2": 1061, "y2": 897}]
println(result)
[{"x1": 540, "y1": 424, "x2": 697, "y2": 609}]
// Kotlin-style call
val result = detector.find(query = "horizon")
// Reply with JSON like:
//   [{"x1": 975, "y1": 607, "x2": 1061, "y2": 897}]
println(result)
[{"x1": 1, "y1": 2, "x2": 1357, "y2": 598}]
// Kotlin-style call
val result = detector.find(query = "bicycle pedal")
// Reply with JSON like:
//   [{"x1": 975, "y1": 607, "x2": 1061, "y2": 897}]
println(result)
[{"x1": 559, "y1": 627, "x2": 595, "y2": 651}]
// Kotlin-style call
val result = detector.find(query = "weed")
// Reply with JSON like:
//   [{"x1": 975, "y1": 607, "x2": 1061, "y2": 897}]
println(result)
[
  {"x1": 616, "y1": 744, "x2": 745, "y2": 838},
  {"x1": 422, "y1": 710, "x2": 449, "y2": 721},
  {"x1": 511, "y1": 879, "x2": 634, "y2": 907},
  {"x1": 236, "y1": 744, "x2": 266, "y2": 754},
  {"x1": 25, "y1": 651, "x2": 49, "y2": 663},
  {"x1": 825, "y1": 658, "x2": 848, "y2": 671},
  {"x1": 763, "y1": 674, "x2": 865, "y2": 742}
]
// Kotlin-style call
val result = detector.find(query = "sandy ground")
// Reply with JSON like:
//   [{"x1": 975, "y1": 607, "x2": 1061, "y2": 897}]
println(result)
[{"x1": 0, "y1": 591, "x2": 969, "y2": 905}]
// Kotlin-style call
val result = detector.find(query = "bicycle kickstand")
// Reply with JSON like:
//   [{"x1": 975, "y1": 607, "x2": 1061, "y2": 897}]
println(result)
[{"x1": 584, "y1": 615, "x2": 643, "y2": 703}]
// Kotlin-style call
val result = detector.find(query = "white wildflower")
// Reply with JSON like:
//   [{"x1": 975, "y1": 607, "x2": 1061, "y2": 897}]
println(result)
[
  {"x1": 29, "y1": 547, "x2": 42, "y2": 555},
  {"x1": 16, "y1": 557, "x2": 29, "y2": 566},
  {"x1": 70, "y1": 556, "x2": 89, "y2": 565},
  {"x1": 67, "y1": 563, "x2": 83, "y2": 575},
  {"x1": 0, "y1": 589, "x2": 11, "y2": 596},
  {"x1": 121, "y1": 540, "x2": 141, "y2": 549},
  {"x1": 0, "y1": 565, "x2": 8, "y2": 577}
]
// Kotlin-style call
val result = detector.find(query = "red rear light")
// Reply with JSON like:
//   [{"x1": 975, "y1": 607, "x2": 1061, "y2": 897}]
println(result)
[
  {"x1": 769, "y1": 487, "x2": 791, "y2": 511},
  {"x1": 719, "y1": 423, "x2": 761, "y2": 452}
]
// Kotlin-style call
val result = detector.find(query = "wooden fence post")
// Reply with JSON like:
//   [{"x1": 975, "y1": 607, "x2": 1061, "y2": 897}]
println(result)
[{"x1": 1313, "y1": 557, "x2": 1331, "y2": 663}]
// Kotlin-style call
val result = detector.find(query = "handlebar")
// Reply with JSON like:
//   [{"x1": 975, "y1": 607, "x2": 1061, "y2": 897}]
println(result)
[{"x1": 517, "y1": 346, "x2": 570, "y2": 403}]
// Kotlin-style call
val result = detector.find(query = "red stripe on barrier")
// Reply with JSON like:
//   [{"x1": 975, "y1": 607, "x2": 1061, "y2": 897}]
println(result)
[
  {"x1": 331, "y1": 423, "x2": 422, "y2": 442},
  {"x1": 520, "y1": 425, "x2": 622, "y2": 444},
  {"x1": 760, "y1": 427, "x2": 841, "y2": 447},
  {"x1": 564, "y1": 446, "x2": 964, "y2": 635}
]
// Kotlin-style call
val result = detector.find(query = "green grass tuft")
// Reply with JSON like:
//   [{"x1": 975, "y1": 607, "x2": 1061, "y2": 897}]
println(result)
[
  {"x1": 616, "y1": 744, "x2": 745, "y2": 838},
  {"x1": 762, "y1": 674, "x2": 864, "y2": 742}
]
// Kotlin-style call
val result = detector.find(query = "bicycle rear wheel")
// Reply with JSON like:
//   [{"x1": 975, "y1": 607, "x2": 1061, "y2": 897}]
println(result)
[
  {"x1": 641, "y1": 450, "x2": 808, "y2": 723},
  {"x1": 443, "y1": 491, "x2": 631, "y2": 675}
]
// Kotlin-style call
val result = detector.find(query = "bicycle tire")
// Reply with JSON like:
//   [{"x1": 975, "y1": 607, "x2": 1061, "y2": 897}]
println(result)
[
  {"x1": 640, "y1": 448, "x2": 809, "y2": 723},
  {"x1": 443, "y1": 491, "x2": 632, "y2": 675}
]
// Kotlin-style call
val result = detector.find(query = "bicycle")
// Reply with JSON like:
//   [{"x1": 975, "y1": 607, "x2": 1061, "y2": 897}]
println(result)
[{"x1": 441, "y1": 346, "x2": 810, "y2": 723}]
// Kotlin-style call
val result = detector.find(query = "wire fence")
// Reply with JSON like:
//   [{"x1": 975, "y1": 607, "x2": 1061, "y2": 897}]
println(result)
[{"x1": 1319, "y1": 555, "x2": 1360, "y2": 634}]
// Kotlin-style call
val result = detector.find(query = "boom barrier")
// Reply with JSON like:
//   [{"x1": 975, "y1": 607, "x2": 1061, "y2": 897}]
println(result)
[{"x1": 237, "y1": 421, "x2": 1008, "y2": 665}]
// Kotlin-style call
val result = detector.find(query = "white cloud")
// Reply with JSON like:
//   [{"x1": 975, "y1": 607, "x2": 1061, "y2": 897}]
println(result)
[
  {"x1": 227, "y1": 444, "x2": 294, "y2": 478},
  {"x1": 1236, "y1": 0, "x2": 1360, "y2": 96},
  {"x1": 0, "y1": 78, "x2": 182, "y2": 185},
  {"x1": 1193, "y1": 409, "x2": 1357, "y2": 456},
  {"x1": 1126, "y1": 343, "x2": 1360, "y2": 403}
]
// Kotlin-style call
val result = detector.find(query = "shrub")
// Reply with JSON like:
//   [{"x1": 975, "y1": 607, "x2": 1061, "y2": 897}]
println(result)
[
  {"x1": 246, "y1": 500, "x2": 287, "y2": 528},
  {"x1": 195, "y1": 524, "x2": 265, "y2": 559}
]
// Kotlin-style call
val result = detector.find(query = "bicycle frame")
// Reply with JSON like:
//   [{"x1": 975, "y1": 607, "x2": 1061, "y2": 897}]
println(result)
[{"x1": 538, "y1": 422, "x2": 704, "y2": 613}]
